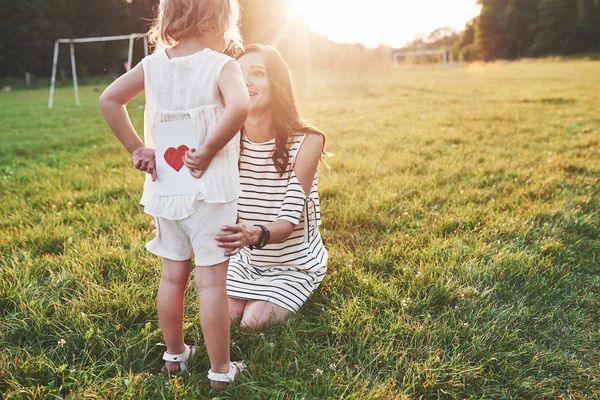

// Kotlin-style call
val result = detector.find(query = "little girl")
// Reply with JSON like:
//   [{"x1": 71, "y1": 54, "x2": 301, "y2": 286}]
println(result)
[{"x1": 99, "y1": 0, "x2": 249, "y2": 390}]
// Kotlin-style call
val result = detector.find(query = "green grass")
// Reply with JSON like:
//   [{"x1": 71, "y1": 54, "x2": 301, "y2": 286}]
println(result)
[{"x1": 1, "y1": 60, "x2": 599, "y2": 399}]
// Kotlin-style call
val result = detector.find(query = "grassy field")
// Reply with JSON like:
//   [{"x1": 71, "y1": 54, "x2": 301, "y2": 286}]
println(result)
[{"x1": 1, "y1": 60, "x2": 599, "y2": 399}]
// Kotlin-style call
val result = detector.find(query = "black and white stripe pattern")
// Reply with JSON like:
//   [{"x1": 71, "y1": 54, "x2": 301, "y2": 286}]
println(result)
[{"x1": 226, "y1": 134, "x2": 327, "y2": 313}]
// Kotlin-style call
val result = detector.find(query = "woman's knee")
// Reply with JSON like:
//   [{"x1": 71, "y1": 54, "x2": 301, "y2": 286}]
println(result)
[
  {"x1": 239, "y1": 316, "x2": 263, "y2": 330},
  {"x1": 240, "y1": 301, "x2": 290, "y2": 330},
  {"x1": 240, "y1": 313, "x2": 283, "y2": 330},
  {"x1": 228, "y1": 298, "x2": 246, "y2": 322}
]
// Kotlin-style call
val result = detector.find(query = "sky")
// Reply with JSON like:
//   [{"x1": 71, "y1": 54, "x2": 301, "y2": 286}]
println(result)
[{"x1": 289, "y1": 0, "x2": 481, "y2": 48}]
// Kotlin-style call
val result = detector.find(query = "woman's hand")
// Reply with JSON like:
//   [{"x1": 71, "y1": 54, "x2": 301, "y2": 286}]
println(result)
[
  {"x1": 132, "y1": 146, "x2": 157, "y2": 181},
  {"x1": 183, "y1": 146, "x2": 216, "y2": 178},
  {"x1": 216, "y1": 223, "x2": 261, "y2": 256}
]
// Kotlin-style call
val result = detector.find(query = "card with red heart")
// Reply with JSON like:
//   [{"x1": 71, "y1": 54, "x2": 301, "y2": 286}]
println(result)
[{"x1": 153, "y1": 119, "x2": 199, "y2": 196}]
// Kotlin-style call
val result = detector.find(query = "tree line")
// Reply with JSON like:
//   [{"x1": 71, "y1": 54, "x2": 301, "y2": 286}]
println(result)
[
  {"x1": 0, "y1": 0, "x2": 156, "y2": 78},
  {"x1": 1, "y1": 0, "x2": 599, "y2": 78},
  {"x1": 456, "y1": 0, "x2": 600, "y2": 61},
  {"x1": 0, "y1": 0, "x2": 386, "y2": 79}
]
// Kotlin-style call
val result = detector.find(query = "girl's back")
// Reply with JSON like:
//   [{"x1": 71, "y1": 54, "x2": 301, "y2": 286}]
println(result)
[
  {"x1": 143, "y1": 48, "x2": 231, "y2": 111},
  {"x1": 140, "y1": 48, "x2": 241, "y2": 220}
]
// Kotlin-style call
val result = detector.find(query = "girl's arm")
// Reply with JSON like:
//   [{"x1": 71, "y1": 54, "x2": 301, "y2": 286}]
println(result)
[
  {"x1": 99, "y1": 62, "x2": 145, "y2": 152},
  {"x1": 216, "y1": 134, "x2": 324, "y2": 256},
  {"x1": 100, "y1": 63, "x2": 156, "y2": 181},
  {"x1": 183, "y1": 61, "x2": 250, "y2": 177}
]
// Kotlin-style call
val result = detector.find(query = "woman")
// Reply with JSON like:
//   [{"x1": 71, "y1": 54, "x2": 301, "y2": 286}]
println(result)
[{"x1": 215, "y1": 44, "x2": 328, "y2": 330}]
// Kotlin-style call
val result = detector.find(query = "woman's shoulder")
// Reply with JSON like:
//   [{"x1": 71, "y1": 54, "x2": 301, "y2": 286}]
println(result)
[
  {"x1": 290, "y1": 133, "x2": 324, "y2": 171},
  {"x1": 292, "y1": 133, "x2": 324, "y2": 152},
  {"x1": 304, "y1": 133, "x2": 324, "y2": 146}
]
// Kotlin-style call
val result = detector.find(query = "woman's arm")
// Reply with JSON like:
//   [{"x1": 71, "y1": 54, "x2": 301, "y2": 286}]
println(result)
[
  {"x1": 292, "y1": 134, "x2": 324, "y2": 195},
  {"x1": 216, "y1": 134, "x2": 324, "y2": 256},
  {"x1": 183, "y1": 61, "x2": 250, "y2": 178}
]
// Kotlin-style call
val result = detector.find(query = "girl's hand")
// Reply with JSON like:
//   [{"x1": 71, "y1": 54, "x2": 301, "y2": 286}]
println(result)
[
  {"x1": 183, "y1": 147, "x2": 216, "y2": 179},
  {"x1": 151, "y1": 218, "x2": 158, "y2": 237},
  {"x1": 215, "y1": 223, "x2": 261, "y2": 256},
  {"x1": 132, "y1": 146, "x2": 157, "y2": 181}
]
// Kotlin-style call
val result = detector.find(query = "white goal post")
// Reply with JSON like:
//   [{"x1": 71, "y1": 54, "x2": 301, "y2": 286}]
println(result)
[
  {"x1": 392, "y1": 50, "x2": 452, "y2": 67},
  {"x1": 48, "y1": 33, "x2": 148, "y2": 108}
]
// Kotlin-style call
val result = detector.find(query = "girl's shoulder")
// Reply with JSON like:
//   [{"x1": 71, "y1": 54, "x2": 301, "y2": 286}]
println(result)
[
  {"x1": 143, "y1": 48, "x2": 233, "y2": 65},
  {"x1": 206, "y1": 50, "x2": 236, "y2": 71},
  {"x1": 207, "y1": 48, "x2": 234, "y2": 61},
  {"x1": 145, "y1": 49, "x2": 167, "y2": 61},
  {"x1": 141, "y1": 49, "x2": 166, "y2": 70}
]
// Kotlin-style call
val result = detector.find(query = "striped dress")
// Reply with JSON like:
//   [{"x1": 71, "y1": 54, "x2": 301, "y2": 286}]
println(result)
[{"x1": 226, "y1": 134, "x2": 328, "y2": 313}]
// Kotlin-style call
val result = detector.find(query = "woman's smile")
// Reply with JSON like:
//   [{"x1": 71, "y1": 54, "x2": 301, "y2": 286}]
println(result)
[{"x1": 239, "y1": 51, "x2": 271, "y2": 111}]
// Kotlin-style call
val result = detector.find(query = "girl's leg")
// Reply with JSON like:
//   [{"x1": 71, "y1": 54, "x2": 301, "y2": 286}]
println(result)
[
  {"x1": 228, "y1": 297, "x2": 247, "y2": 323},
  {"x1": 240, "y1": 300, "x2": 291, "y2": 331},
  {"x1": 157, "y1": 258, "x2": 192, "y2": 372},
  {"x1": 194, "y1": 261, "x2": 232, "y2": 389}
]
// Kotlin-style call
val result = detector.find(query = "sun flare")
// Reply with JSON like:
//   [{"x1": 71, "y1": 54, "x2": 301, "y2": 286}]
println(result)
[{"x1": 288, "y1": 0, "x2": 480, "y2": 48}]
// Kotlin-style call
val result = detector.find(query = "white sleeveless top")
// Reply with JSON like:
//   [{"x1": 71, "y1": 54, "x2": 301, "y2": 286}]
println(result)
[{"x1": 140, "y1": 48, "x2": 241, "y2": 220}]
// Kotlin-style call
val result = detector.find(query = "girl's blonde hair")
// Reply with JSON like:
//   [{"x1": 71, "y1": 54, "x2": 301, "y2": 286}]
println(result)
[{"x1": 148, "y1": 0, "x2": 242, "y2": 51}]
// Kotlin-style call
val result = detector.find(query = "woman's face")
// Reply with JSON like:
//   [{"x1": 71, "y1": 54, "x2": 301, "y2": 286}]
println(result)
[{"x1": 238, "y1": 52, "x2": 272, "y2": 112}]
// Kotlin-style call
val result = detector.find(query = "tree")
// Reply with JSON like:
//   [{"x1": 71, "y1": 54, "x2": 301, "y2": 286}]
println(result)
[
  {"x1": 533, "y1": 0, "x2": 582, "y2": 55},
  {"x1": 499, "y1": 0, "x2": 539, "y2": 59},
  {"x1": 0, "y1": 0, "x2": 157, "y2": 78},
  {"x1": 0, "y1": 0, "x2": 55, "y2": 76},
  {"x1": 576, "y1": 0, "x2": 600, "y2": 51},
  {"x1": 401, "y1": 27, "x2": 461, "y2": 52},
  {"x1": 475, "y1": 0, "x2": 506, "y2": 60},
  {"x1": 453, "y1": 20, "x2": 477, "y2": 62}
]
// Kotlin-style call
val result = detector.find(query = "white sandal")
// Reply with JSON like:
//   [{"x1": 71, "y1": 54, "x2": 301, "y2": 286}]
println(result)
[
  {"x1": 161, "y1": 344, "x2": 196, "y2": 374},
  {"x1": 207, "y1": 361, "x2": 246, "y2": 383}
]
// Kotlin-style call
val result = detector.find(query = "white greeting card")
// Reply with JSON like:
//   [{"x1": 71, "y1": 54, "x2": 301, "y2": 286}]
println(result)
[{"x1": 153, "y1": 119, "x2": 199, "y2": 196}]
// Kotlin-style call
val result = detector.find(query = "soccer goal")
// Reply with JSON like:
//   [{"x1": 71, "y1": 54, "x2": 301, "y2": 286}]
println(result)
[
  {"x1": 392, "y1": 50, "x2": 452, "y2": 67},
  {"x1": 48, "y1": 33, "x2": 148, "y2": 108}
]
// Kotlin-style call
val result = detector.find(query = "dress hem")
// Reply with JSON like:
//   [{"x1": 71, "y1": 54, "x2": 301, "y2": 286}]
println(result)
[{"x1": 141, "y1": 194, "x2": 240, "y2": 220}]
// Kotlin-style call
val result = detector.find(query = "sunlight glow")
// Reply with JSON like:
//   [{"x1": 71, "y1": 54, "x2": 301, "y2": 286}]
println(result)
[{"x1": 289, "y1": 0, "x2": 481, "y2": 48}]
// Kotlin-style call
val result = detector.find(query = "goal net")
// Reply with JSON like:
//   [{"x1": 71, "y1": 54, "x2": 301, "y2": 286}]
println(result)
[
  {"x1": 392, "y1": 50, "x2": 452, "y2": 67},
  {"x1": 48, "y1": 34, "x2": 148, "y2": 108}
]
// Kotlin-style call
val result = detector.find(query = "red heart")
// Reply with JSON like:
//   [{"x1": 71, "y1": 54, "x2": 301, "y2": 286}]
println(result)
[{"x1": 164, "y1": 145, "x2": 189, "y2": 172}]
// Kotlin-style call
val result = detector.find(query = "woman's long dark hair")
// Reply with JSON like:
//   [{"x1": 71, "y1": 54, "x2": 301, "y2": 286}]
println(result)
[{"x1": 236, "y1": 44, "x2": 327, "y2": 176}]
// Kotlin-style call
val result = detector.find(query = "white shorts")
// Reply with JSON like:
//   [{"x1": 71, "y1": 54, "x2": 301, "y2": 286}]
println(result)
[{"x1": 146, "y1": 200, "x2": 237, "y2": 267}]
